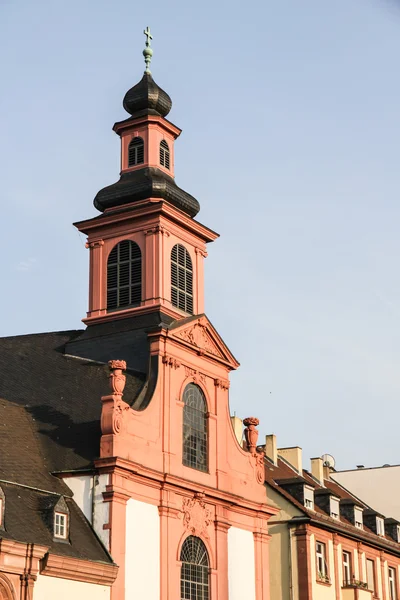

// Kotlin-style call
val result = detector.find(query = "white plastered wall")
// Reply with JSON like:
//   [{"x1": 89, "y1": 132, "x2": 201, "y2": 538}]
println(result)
[
  {"x1": 62, "y1": 473, "x2": 110, "y2": 550},
  {"x1": 125, "y1": 498, "x2": 160, "y2": 600},
  {"x1": 33, "y1": 575, "x2": 110, "y2": 600},
  {"x1": 228, "y1": 527, "x2": 256, "y2": 600}
]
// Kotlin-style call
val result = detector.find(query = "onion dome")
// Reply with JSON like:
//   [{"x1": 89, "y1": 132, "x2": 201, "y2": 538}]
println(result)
[
  {"x1": 94, "y1": 167, "x2": 200, "y2": 217},
  {"x1": 123, "y1": 72, "x2": 172, "y2": 118}
]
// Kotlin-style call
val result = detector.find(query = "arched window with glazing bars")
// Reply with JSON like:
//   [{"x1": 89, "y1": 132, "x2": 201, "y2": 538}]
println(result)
[
  {"x1": 182, "y1": 384, "x2": 207, "y2": 472},
  {"x1": 107, "y1": 240, "x2": 142, "y2": 310},
  {"x1": 180, "y1": 536, "x2": 210, "y2": 600}
]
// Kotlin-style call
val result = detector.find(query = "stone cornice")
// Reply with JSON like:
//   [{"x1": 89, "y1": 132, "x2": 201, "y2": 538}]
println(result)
[{"x1": 40, "y1": 554, "x2": 118, "y2": 586}]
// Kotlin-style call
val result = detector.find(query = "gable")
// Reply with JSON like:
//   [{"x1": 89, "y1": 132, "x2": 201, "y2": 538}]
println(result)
[{"x1": 168, "y1": 315, "x2": 239, "y2": 369}]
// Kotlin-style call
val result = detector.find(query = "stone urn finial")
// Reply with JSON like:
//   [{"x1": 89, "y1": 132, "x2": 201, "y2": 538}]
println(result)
[
  {"x1": 243, "y1": 417, "x2": 260, "y2": 455},
  {"x1": 108, "y1": 360, "x2": 127, "y2": 396}
]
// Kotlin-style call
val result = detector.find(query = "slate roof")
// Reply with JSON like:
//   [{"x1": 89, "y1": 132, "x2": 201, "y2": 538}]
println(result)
[
  {"x1": 0, "y1": 325, "x2": 150, "y2": 563},
  {"x1": 0, "y1": 330, "x2": 146, "y2": 472},
  {"x1": 265, "y1": 455, "x2": 400, "y2": 554}
]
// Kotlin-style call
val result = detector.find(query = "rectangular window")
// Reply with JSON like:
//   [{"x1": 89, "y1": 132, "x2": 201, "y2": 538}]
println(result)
[
  {"x1": 389, "y1": 567, "x2": 397, "y2": 600},
  {"x1": 377, "y1": 517, "x2": 385, "y2": 536},
  {"x1": 342, "y1": 551, "x2": 352, "y2": 585},
  {"x1": 397, "y1": 525, "x2": 400, "y2": 542},
  {"x1": 366, "y1": 559, "x2": 376, "y2": 594},
  {"x1": 316, "y1": 541, "x2": 329, "y2": 582},
  {"x1": 304, "y1": 486, "x2": 314, "y2": 510},
  {"x1": 54, "y1": 512, "x2": 68, "y2": 539},
  {"x1": 0, "y1": 498, "x2": 2, "y2": 526},
  {"x1": 354, "y1": 507, "x2": 363, "y2": 529},
  {"x1": 330, "y1": 497, "x2": 340, "y2": 519}
]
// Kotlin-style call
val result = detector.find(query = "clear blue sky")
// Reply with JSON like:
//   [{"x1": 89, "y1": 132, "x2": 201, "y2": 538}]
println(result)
[{"x1": 1, "y1": 0, "x2": 400, "y2": 470}]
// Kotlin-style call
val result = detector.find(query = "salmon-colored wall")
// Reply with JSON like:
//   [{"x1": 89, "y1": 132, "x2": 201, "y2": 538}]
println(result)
[{"x1": 97, "y1": 315, "x2": 277, "y2": 600}]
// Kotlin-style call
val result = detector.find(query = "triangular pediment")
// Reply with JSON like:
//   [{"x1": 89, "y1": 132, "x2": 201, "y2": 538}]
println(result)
[{"x1": 169, "y1": 315, "x2": 239, "y2": 369}]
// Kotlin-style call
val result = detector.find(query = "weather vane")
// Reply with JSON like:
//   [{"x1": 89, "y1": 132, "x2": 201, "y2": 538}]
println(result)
[{"x1": 143, "y1": 26, "x2": 153, "y2": 74}]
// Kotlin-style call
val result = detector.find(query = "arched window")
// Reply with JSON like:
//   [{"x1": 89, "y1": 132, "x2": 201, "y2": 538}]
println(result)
[
  {"x1": 183, "y1": 384, "x2": 207, "y2": 472},
  {"x1": 180, "y1": 536, "x2": 209, "y2": 600},
  {"x1": 159, "y1": 140, "x2": 170, "y2": 169},
  {"x1": 107, "y1": 240, "x2": 142, "y2": 310},
  {"x1": 171, "y1": 244, "x2": 193, "y2": 314},
  {"x1": 128, "y1": 137, "x2": 144, "y2": 167}
]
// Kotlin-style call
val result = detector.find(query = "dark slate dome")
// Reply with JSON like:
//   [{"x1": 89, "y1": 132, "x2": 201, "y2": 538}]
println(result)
[
  {"x1": 123, "y1": 72, "x2": 172, "y2": 118},
  {"x1": 93, "y1": 167, "x2": 200, "y2": 218}
]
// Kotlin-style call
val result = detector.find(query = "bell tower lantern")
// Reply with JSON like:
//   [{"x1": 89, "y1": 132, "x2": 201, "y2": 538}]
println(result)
[{"x1": 74, "y1": 29, "x2": 218, "y2": 326}]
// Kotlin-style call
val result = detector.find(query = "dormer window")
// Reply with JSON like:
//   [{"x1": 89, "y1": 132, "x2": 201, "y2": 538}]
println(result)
[
  {"x1": 159, "y1": 140, "x2": 170, "y2": 169},
  {"x1": 354, "y1": 507, "x2": 363, "y2": 529},
  {"x1": 53, "y1": 496, "x2": 69, "y2": 541},
  {"x1": 330, "y1": 497, "x2": 340, "y2": 519},
  {"x1": 54, "y1": 512, "x2": 68, "y2": 539},
  {"x1": 128, "y1": 137, "x2": 144, "y2": 167},
  {"x1": 376, "y1": 517, "x2": 385, "y2": 536},
  {"x1": 397, "y1": 525, "x2": 400, "y2": 541},
  {"x1": 304, "y1": 486, "x2": 314, "y2": 510}
]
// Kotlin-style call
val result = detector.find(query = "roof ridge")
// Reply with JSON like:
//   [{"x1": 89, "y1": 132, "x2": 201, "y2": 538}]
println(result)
[{"x1": 0, "y1": 329, "x2": 83, "y2": 341}]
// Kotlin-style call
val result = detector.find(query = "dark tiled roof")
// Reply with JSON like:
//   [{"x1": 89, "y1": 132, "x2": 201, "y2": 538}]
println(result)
[
  {"x1": 0, "y1": 482, "x2": 111, "y2": 562},
  {"x1": 265, "y1": 456, "x2": 400, "y2": 553},
  {"x1": 0, "y1": 330, "x2": 146, "y2": 472}
]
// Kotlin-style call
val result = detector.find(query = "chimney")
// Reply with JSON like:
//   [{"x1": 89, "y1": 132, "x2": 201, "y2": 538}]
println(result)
[
  {"x1": 323, "y1": 465, "x2": 331, "y2": 481},
  {"x1": 311, "y1": 457, "x2": 324, "y2": 485},
  {"x1": 230, "y1": 416, "x2": 243, "y2": 445},
  {"x1": 278, "y1": 447, "x2": 302, "y2": 473},
  {"x1": 264, "y1": 434, "x2": 277, "y2": 465}
]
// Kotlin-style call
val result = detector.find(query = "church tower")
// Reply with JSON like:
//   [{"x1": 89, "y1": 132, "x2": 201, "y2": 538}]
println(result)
[
  {"x1": 75, "y1": 27, "x2": 216, "y2": 325},
  {"x1": 72, "y1": 30, "x2": 276, "y2": 600}
]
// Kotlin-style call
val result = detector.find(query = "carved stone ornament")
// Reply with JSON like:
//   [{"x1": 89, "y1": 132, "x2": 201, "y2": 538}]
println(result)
[
  {"x1": 174, "y1": 318, "x2": 222, "y2": 358},
  {"x1": 162, "y1": 355, "x2": 181, "y2": 369},
  {"x1": 243, "y1": 417, "x2": 260, "y2": 455},
  {"x1": 255, "y1": 451, "x2": 265, "y2": 484},
  {"x1": 182, "y1": 493, "x2": 213, "y2": 539},
  {"x1": 108, "y1": 360, "x2": 127, "y2": 396}
]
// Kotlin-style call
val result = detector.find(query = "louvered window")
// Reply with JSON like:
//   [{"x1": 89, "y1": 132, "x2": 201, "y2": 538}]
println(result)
[
  {"x1": 180, "y1": 536, "x2": 209, "y2": 600},
  {"x1": 107, "y1": 240, "x2": 142, "y2": 310},
  {"x1": 159, "y1": 140, "x2": 170, "y2": 170},
  {"x1": 183, "y1": 384, "x2": 207, "y2": 472},
  {"x1": 171, "y1": 244, "x2": 193, "y2": 314},
  {"x1": 128, "y1": 137, "x2": 144, "y2": 167}
]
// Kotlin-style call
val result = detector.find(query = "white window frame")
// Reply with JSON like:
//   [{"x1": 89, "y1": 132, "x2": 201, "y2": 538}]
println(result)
[
  {"x1": 389, "y1": 567, "x2": 397, "y2": 600},
  {"x1": 376, "y1": 517, "x2": 385, "y2": 536},
  {"x1": 397, "y1": 525, "x2": 400, "y2": 542},
  {"x1": 304, "y1": 486, "x2": 314, "y2": 510},
  {"x1": 0, "y1": 497, "x2": 3, "y2": 526},
  {"x1": 366, "y1": 558, "x2": 376, "y2": 593},
  {"x1": 316, "y1": 541, "x2": 329, "y2": 581},
  {"x1": 354, "y1": 506, "x2": 363, "y2": 529},
  {"x1": 330, "y1": 496, "x2": 340, "y2": 519},
  {"x1": 54, "y1": 512, "x2": 68, "y2": 539},
  {"x1": 342, "y1": 551, "x2": 352, "y2": 585}
]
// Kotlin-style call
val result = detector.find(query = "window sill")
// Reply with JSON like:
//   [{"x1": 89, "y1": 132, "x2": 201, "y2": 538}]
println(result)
[{"x1": 316, "y1": 578, "x2": 331, "y2": 587}]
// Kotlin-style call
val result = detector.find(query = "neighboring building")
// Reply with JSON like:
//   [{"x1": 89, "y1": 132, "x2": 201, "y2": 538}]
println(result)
[
  {"x1": 263, "y1": 434, "x2": 400, "y2": 600},
  {"x1": 332, "y1": 465, "x2": 400, "y2": 523},
  {"x1": 0, "y1": 32, "x2": 276, "y2": 600}
]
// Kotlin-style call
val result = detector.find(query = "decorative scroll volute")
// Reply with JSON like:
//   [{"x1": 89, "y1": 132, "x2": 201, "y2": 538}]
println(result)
[
  {"x1": 243, "y1": 417, "x2": 259, "y2": 454},
  {"x1": 101, "y1": 360, "x2": 130, "y2": 435}
]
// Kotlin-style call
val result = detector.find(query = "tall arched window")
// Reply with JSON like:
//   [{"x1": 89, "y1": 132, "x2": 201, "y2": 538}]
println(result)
[
  {"x1": 180, "y1": 536, "x2": 209, "y2": 600},
  {"x1": 128, "y1": 137, "x2": 144, "y2": 167},
  {"x1": 183, "y1": 384, "x2": 207, "y2": 472},
  {"x1": 171, "y1": 244, "x2": 193, "y2": 314},
  {"x1": 107, "y1": 240, "x2": 142, "y2": 310},
  {"x1": 159, "y1": 140, "x2": 170, "y2": 169}
]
